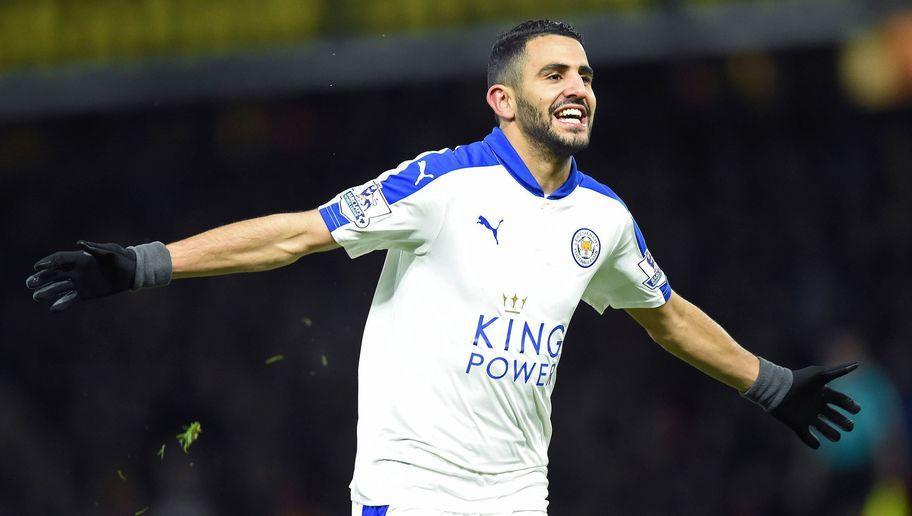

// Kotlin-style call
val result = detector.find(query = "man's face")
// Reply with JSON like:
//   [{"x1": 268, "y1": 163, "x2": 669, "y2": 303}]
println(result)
[{"x1": 512, "y1": 35, "x2": 596, "y2": 158}]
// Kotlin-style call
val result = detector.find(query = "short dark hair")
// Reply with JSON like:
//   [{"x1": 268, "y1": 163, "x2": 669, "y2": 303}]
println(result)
[{"x1": 487, "y1": 20, "x2": 584, "y2": 89}]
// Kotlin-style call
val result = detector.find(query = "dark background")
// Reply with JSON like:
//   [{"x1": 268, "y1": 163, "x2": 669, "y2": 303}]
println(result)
[{"x1": 2, "y1": 24, "x2": 912, "y2": 516}]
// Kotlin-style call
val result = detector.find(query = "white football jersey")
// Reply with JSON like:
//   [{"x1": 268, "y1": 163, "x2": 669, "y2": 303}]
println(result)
[{"x1": 319, "y1": 127, "x2": 671, "y2": 513}]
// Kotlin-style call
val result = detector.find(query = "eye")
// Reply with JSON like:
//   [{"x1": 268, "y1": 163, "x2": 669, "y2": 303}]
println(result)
[
  {"x1": 547, "y1": 73, "x2": 562, "y2": 81},
  {"x1": 582, "y1": 76, "x2": 593, "y2": 84}
]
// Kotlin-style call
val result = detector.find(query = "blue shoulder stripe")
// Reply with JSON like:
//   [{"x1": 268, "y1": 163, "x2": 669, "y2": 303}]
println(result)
[
  {"x1": 579, "y1": 174, "x2": 649, "y2": 255},
  {"x1": 380, "y1": 140, "x2": 498, "y2": 205},
  {"x1": 320, "y1": 139, "x2": 498, "y2": 231},
  {"x1": 578, "y1": 173, "x2": 628, "y2": 210},
  {"x1": 579, "y1": 173, "x2": 671, "y2": 301}
]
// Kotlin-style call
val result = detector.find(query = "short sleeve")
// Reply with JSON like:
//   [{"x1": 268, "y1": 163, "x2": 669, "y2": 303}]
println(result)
[
  {"x1": 582, "y1": 212, "x2": 672, "y2": 313},
  {"x1": 319, "y1": 153, "x2": 448, "y2": 259}
]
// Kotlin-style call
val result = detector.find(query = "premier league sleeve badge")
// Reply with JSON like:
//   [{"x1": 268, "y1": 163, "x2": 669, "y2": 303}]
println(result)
[{"x1": 339, "y1": 179, "x2": 392, "y2": 228}]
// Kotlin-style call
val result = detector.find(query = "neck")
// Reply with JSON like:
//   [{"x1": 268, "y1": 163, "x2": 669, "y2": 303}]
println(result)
[{"x1": 501, "y1": 124, "x2": 572, "y2": 197}]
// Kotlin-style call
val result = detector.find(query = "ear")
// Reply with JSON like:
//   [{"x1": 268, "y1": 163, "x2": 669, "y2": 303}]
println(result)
[{"x1": 486, "y1": 84, "x2": 516, "y2": 123}]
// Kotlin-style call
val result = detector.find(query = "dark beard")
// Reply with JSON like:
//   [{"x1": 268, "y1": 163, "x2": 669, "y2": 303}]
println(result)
[{"x1": 515, "y1": 95, "x2": 590, "y2": 159}]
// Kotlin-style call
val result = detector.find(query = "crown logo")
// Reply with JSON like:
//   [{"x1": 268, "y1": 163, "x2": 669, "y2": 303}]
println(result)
[{"x1": 503, "y1": 293, "x2": 528, "y2": 315}]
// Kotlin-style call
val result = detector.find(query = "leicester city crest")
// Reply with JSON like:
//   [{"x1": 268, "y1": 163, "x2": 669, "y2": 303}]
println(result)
[{"x1": 571, "y1": 228, "x2": 600, "y2": 268}]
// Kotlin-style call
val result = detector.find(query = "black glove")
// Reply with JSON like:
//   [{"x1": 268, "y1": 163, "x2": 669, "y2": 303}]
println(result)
[
  {"x1": 26, "y1": 240, "x2": 137, "y2": 312},
  {"x1": 771, "y1": 362, "x2": 861, "y2": 449}
]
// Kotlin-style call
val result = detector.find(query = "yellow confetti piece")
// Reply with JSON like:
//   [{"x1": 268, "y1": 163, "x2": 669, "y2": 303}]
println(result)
[
  {"x1": 265, "y1": 354, "x2": 284, "y2": 365},
  {"x1": 135, "y1": 507, "x2": 150, "y2": 515},
  {"x1": 320, "y1": 354, "x2": 328, "y2": 367},
  {"x1": 301, "y1": 316, "x2": 313, "y2": 327},
  {"x1": 116, "y1": 469, "x2": 126, "y2": 481},
  {"x1": 157, "y1": 444, "x2": 166, "y2": 461}
]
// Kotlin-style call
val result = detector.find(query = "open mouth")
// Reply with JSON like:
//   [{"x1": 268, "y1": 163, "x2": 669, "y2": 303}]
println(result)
[{"x1": 552, "y1": 105, "x2": 588, "y2": 128}]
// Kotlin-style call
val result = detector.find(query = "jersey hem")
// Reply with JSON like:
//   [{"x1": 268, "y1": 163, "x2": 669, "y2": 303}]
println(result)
[{"x1": 350, "y1": 496, "x2": 549, "y2": 514}]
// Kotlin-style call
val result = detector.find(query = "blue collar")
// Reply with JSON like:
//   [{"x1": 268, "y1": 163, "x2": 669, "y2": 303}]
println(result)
[{"x1": 482, "y1": 127, "x2": 582, "y2": 200}]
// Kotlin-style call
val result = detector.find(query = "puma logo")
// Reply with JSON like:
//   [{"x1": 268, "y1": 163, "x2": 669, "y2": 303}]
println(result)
[
  {"x1": 414, "y1": 161, "x2": 434, "y2": 186},
  {"x1": 477, "y1": 215, "x2": 503, "y2": 245}
]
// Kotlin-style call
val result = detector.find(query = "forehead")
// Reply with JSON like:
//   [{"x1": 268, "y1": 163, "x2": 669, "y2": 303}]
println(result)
[{"x1": 521, "y1": 35, "x2": 589, "y2": 70}]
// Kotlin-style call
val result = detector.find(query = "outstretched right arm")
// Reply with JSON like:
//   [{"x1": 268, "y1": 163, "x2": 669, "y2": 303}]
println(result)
[
  {"x1": 168, "y1": 209, "x2": 337, "y2": 279},
  {"x1": 26, "y1": 209, "x2": 337, "y2": 311}
]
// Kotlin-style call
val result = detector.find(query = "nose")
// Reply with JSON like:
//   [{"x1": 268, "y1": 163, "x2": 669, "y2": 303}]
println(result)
[{"x1": 563, "y1": 73, "x2": 588, "y2": 99}]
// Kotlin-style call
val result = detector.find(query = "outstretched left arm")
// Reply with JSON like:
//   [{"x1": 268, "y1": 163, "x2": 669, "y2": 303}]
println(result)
[
  {"x1": 625, "y1": 291, "x2": 759, "y2": 391},
  {"x1": 626, "y1": 291, "x2": 861, "y2": 448}
]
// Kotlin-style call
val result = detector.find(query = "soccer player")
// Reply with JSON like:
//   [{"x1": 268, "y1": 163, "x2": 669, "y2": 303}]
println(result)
[{"x1": 27, "y1": 20, "x2": 860, "y2": 516}]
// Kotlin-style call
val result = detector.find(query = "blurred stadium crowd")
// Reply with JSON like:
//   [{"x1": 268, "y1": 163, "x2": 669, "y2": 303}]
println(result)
[{"x1": 2, "y1": 2, "x2": 912, "y2": 515}]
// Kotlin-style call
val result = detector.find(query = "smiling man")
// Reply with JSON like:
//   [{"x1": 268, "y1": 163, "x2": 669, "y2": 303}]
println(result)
[
  {"x1": 490, "y1": 31, "x2": 595, "y2": 176},
  {"x1": 27, "y1": 20, "x2": 861, "y2": 516}
]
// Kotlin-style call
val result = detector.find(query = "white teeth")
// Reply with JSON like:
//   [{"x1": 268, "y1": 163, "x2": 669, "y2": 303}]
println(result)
[
  {"x1": 556, "y1": 108, "x2": 583, "y2": 118},
  {"x1": 559, "y1": 117, "x2": 582, "y2": 125}
]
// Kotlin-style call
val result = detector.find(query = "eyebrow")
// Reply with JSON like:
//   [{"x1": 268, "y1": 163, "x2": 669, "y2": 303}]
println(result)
[{"x1": 538, "y1": 63, "x2": 595, "y2": 79}]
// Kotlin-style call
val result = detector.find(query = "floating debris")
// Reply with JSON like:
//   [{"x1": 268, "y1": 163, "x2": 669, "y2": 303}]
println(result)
[
  {"x1": 135, "y1": 507, "x2": 150, "y2": 515},
  {"x1": 116, "y1": 469, "x2": 126, "y2": 481},
  {"x1": 301, "y1": 316, "x2": 313, "y2": 327},
  {"x1": 176, "y1": 422, "x2": 202, "y2": 454},
  {"x1": 265, "y1": 354, "x2": 284, "y2": 365},
  {"x1": 157, "y1": 444, "x2": 166, "y2": 461},
  {"x1": 320, "y1": 354, "x2": 328, "y2": 367}
]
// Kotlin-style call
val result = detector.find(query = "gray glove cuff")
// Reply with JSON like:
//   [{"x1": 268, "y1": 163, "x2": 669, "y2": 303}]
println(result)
[
  {"x1": 128, "y1": 241, "x2": 172, "y2": 291},
  {"x1": 740, "y1": 356, "x2": 794, "y2": 411}
]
